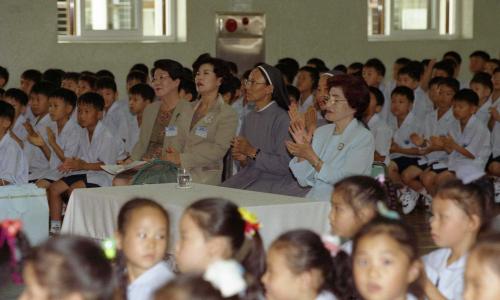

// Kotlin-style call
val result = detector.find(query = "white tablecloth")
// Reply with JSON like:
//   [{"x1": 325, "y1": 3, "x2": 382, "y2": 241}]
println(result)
[
  {"x1": 0, "y1": 184, "x2": 49, "y2": 245},
  {"x1": 61, "y1": 183, "x2": 330, "y2": 249}
]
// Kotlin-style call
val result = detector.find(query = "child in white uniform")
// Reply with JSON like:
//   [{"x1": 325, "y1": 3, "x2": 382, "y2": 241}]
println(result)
[
  {"x1": 366, "y1": 87, "x2": 393, "y2": 166},
  {"x1": 3, "y1": 88, "x2": 29, "y2": 146},
  {"x1": 470, "y1": 72, "x2": 493, "y2": 126},
  {"x1": 97, "y1": 77, "x2": 129, "y2": 145},
  {"x1": 486, "y1": 68, "x2": 500, "y2": 176}
]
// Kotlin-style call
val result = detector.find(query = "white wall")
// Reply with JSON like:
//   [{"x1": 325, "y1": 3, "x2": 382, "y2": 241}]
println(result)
[{"x1": 0, "y1": 0, "x2": 499, "y2": 93}]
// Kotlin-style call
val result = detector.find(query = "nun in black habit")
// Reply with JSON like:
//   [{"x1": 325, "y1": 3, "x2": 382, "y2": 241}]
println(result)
[{"x1": 221, "y1": 63, "x2": 310, "y2": 197}]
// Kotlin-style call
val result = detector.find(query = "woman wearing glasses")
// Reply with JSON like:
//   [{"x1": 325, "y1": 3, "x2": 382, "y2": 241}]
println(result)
[
  {"x1": 221, "y1": 63, "x2": 309, "y2": 196},
  {"x1": 287, "y1": 74, "x2": 374, "y2": 201}
]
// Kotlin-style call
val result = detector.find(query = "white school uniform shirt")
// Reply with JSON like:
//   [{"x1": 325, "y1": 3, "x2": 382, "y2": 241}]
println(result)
[
  {"x1": 125, "y1": 114, "x2": 140, "y2": 154},
  {"x1": 290, "y1": 119, "x2": 374, "y2": 201},
  {"x1": 340, "y1": 240, "x2": 353, "y2": 255},
  {"x1": 40, "y1": 119, "x2": 82, "y2": 181},
  {"x1": 0, "y1": 133, "x2": 28, "y2": 184},
  {"x1": 421, "y1": 108, "x2": 456, "y2": 165},
  {"x1": 316, "y1": 291, "x2": 337, "y2": 300},
  {"x1": 232, "y1": 96, "x2": 253, "y2": 135},
  {"x1": 423, "y1": 248, "x2": 466, "y2": 300},
  {"x1": 23, "y1": 106, "x2": 35, "y2": 124},
  {"x1": 474, "y1": 97, "x2": 492, "y2": 127},
  {"x1": 26, "y1": 114, "x2": 56, "y2": 181},
  {"x1": 102, "y1": 101, "x2": 129, "y2": 145},
  {"x1": 298, "y1": 94, "x2": 315, "y2": 113},
  {"x1": 367, "y1": 113, "x2": 393, "y2": 166},
  {"x1": 127, "y1": 261, "x2": 175, "y2": 300},
  {"x1": 380, "y1": 81, "x2": 397, "y2": 121},
  {"x1": 490, "y1": 97, "x2": 500, "y2": 157},
  {"x1": 11, "y1": 114, "x2": 28, "y2": 142},
  {"x1": 412, "y1": 87, "x2": 433, "y2": 120},
  {"x1": 446, "y1": 115, "x2": 491, "y2": 172},
  {"x1": 69, "y1": 121, "x2": 125, "y2": 186},
  {"x1": 388, "y1": 112, "x2": 424, "y2": 159}
]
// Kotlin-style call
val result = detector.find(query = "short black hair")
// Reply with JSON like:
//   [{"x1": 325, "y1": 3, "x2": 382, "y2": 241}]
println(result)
[
  {"x1": 42, "y1": 69, "x2": 65, "y2": 87},
  {"x1": 470, "y1": 50, "x2": 490, "y2": 61},
  {"x1": 395, "y1": 57, "x2": 411, "y2": 66},
  {"x1": 443, "y1": 51, "x2": 462, "y2": 65},
  {"x1": 433, "y1": 60, "x2": 456, "y2": 77},
  {"x1": 0, "y1": 100, "x2": 15, "y2": 123},
  {"x1": 126, "y1": 70, "x2": 148, "y2": 85},
  {"x1": 494, "y1": 67, "x2": 500, "y2": 75},
  {"x1": 0, "y1": 66, "x2": 9, "y2": 84},
  {"x1": 348, "y1": 62, "x2": 364, "y2": 71},
  {"x1": 226, "y1": 61, "x2": 238, "y2": 75},
  {"x1": 130, "y1": 63, "x2": 149, "y2": 76},
  {"x1": 179, "y1": 79, "x2": 197, "y2": 101},
  {"x1": 364, "y1": 58, "x2": 386, "y2": 77},
  {"x1": 96, "y1": 77, "x2": 117, "y2": 92},
  {"x1": 277, "y1": 57, "x2": 299, "y2": 75},
  {"x1": 219, "y1": 75, "x2": 241, "y2": 98},
  {"x1": 391, "y1": 86, "x2": 415, "y2": 103},
  {"x1": 129, "y1": 83, "x2": 155, "y2": 102},
  {"x1": 333, "y1": 64, "x2": 347, "y2": 74},
  {"x1": 398, "y1": 61, "x2": 423, "y2": 81},
  {"x1": 62, "y1": 72, "x2": 81, "y2": 82},
  {"x1": 429, "y1": 76, "x2": 444, "y2": 88},
  {"x1": 77, "y1": 92, "x2": 105, "y2": 111},
  {"x1": 96, "y1": 69, "x2": 115, "y2": 80},
  {"x1": 275, "y1": 63, "x2": 296, "y2": 84},
  {"x1": 307, "y1": 58, "x2": 327, "y2": 69},
  {"x1": 369, "y1": 86, "x2": 385, "y2": 107},
  {"x1": 488, "y1": 59, "x2": 500, "y2": 68},
  {"x1": 0, "y1": 88, "x2": 5, "y2": 98},
  {"x1": 470, "y1": 72, "x2": 493, "y2": 91},
  {"x1": 21, "y1": 69, "x2": 42, "y2": 83},
  {"x1": 453, "y1": 89, "x2": 479, "y2": 106},
  {"x1": 439, "y1": 77, "x2": 460, "y2": 94},
  {"x1": 4, "y1": 88, "x2": 28, "y2": 106},
  {"x1": 298, "y1": 66, "x2": 320, "y2": 90},
  {"x1": 78, "y1": 74, "x2": 97, "y2": 90},
  {"x1": 286, "y1": 84, "x2": 300, "y2": 101},
  {"x1": 50, "y1": 88, "x2": 77, "y2": 108},
  {"x1": 31, "y1": 81, "x2": 57, "y2": 97}
]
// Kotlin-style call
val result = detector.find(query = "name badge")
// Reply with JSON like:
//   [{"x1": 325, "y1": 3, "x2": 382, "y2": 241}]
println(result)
[
  {"x1": 195, "y1": 126, "x2": 208, "y2": 138},
  {"x1": 165, "y1": 126, "x2": 178, "y2": 137}
]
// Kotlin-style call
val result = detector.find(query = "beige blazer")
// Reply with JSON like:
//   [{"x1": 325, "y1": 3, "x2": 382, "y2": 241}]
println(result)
[
  {"x1": 180, "y1": 95, "x2": 237, "y2": 185},
  {"x1": 131, "y1": 100, "x2": 194, "y2": 161}
]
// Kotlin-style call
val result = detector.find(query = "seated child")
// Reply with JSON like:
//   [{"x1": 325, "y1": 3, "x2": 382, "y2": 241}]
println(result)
[
  {"x1": 24, "y1": 81, "x2": 57, "y2": 181},
  {"x1": 35, "y1": 88, "x2": 81, "y2": 188},
  {"x1": 61, "y1": 71, "x2": 80, "y2": 94},
  {"x1": 47, "y1": 92, "x2": 125, "y2": 234},
  {"x1": 97, "y1": 76, "x2": 129, "y2": 145},
  {"x1": 126, "y1": 83, "x2": 154, "y2": 154},
  {"x1": 179, "y1": 76, "x2": 197, "y2": 102},
  {"x1": 397, "y1": 61, "x2": 433, "y2": 120},
  {"x1": 353, "y1": 216, "x2": 421, "y2": 300},
  {"x1": 126, "y1": 70, "x2": 148, "y2": 92},
  {"x1": 295, "y1": 66, "x2": 319, "y2": 113},
  {"x1": 363, "y1": 58, "x2": 390, "y2": 119},
  {"x1": 429, "y1": 89, "x2": 491, "y2": 186},
  {"x1": 387, "y1": 86, "x2": 424, "y2": 214},
  {"x1": 3, "y1": 88, "x2": 29, "y2": 146},
  {"x1": 487, "y1": 67, "x2": 500, "y2": 176},
  {"x1": 220, "y1": 75, "x2": 241, "y2": 105},
  {"x1": 116, "y1": 198, "x2": 174, "y2": 300},
  {"x1": 20, "y1": 235, "x2": 115, "y2": 300},
  {"x1": 77, "y1": 73, "x2": 97, "y2": 96},
  {"x1": 470, "y1": 72, "x2": 493, "y2": 126},
  {"x1": 365, "y1": 87, "x2": 392, "y2": 165},
  {"x1": 432, "y1": 59, "x2": 455, "y2": 78},
  {"x1": 426, "y1": 76, "x2": 444, "y2": 109},
  {"x1": 469, "y1": 50, "x2": 490, "y2": 75},
  {"x1": 0, "y1": 101, "x2": 28, "y2": 185},
  {"x1": 0, "y1": 66, "x2": 8, "y2": 88},
  {"x1": 347, "y1": 62, "x2": 363, "y2": 76},
  {"x1": 286, "y1": 84, "x2": 300, "y2": 104},
  {"x1": 485, "y1": 58, "x2": 500, "y2": 75},
  {"x1": 154, "y1": 274, "x2": 228, "y2": 300},
  {"x1": 20, "y1": 69, "x2": 42, "y2": 95},
  {"x1": 464, "y1": 233, "x2": 500, "y2": 300},
  {"x1": 422, "y1": 178, "x2": 494, "y2": 300}
]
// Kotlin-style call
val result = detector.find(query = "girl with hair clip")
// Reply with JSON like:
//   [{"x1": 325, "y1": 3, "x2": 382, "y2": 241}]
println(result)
[
  {"x1": 329, "y1": 175, "x2": 389, "y2": 254},
  {"x1": 175, "y1": 198, "x2": 266, "y2": 300},
  {"x1": 115, "y1": 198, "x2": 174, "y2": 300},
  {"x1": 422, "y1": 175, "x2": 495, "y2": 300},
  {"x1": 352, "y1": 215, "x2": 422, "y2": 300},
  {"x1": 222, "y1": 63, "x2": 309, "y2": 196},
  {"x1": 464, "y1": 233, "x2": 500, "y2": 300},
  {"x1": 19, "y1": 235, "x2": 115, "y2": 300},
  {"x1": 0, "y1": 220, "x2": 30, "y2": 289},
  {"x1": 262, "y1": 229, "x2": 356, "y2": 300},
  {"x1": 288, "y1": 74, "x2": 375, "y2": 201}
]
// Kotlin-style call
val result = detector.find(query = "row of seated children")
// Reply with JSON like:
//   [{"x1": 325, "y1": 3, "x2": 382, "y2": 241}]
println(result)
[{"x1": 5, "y1": 173, "x2": 498, "y2": 300}]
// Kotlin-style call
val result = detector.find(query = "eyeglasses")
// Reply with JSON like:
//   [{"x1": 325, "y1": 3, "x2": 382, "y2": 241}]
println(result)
[
  {"x1": 243, "y1": 79, "x2": 267, "y2": 87},
  {"x1": 325, "y1": 95, "x2": 349, "y2": 105},
  {"x1": 151, "y1": 74, "x2": 171, "y2": 82}
]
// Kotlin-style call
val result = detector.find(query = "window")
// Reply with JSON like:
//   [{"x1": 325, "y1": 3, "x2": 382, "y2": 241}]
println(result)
[
  {"x1": 368, "y1": 0, "x2": 473, "y2": 41},
  {"x1": 57, "y1": 0, "x2": 187, "y2": 43}
]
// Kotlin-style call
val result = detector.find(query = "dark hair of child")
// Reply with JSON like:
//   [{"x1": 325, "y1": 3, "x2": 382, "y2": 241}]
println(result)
[
  {"x1": 271, "y1": 229, "x2": 357, "y2": 300},
  {"x1": 186, "y1": 198, "x2": 265, "y2": 300},
  {"x1": 470, "y1": 72, "x2": 493, "y2": 91},
  {"x1": 348, "y1": 62, "x2": 364, "y2": 76},
  {"x1": 274, "y1": 63, "x2": 296, "y2": 84},
  {"x1": 227, "y1": 61, "x2": 238, "y2": 75},
  {"x1": 62, "y1": 72, "x2": 81, "y2": 82},
  {"x1": 453, "y1": 89, "x2": 479, "y2": 106},
  {"x1": 391, "y1": 86, "x2": 415, "y2": 103},
  {"x1": 439, "y1": 77, "x2": 460, "y2": 94},
  {"x1": 77, "y1": 92, "x2": 105, "y2": 111},
  {"x1": 79, "y1": 74, "x2": 98, "y2": 90},
  {"x1": 428, "y1": 76, "x2": 444, "y2": 88},
  {"x1": 25, "y1": 235, "x2": 115, "y2": 300},
  {"x1": 333, "y1": 64, "x2": 348, "y2": 74},
  {"x1": 179, "y1": 78, "x2": 198, "y2": 101},
  {"x1": 368, "y1": 86, "x2": 385, "y2": 107},
  {"x1": 219, "y1": 75, "x2": 241, "y2": 100},
  {"x1": 0, "y1": 101, "x2": 15, "y2": 124},
  {"x1": 42, "y1": 69, "x2": 65, "y2": 87},
  {"x1": 443, "y1": 51, "x2": 462, "y2": 65},
  {"x1": 96, "y1": 69, "x2": 115, "y2": 80},
  {"x1": 31, "y1": 81, "x2": 57, "y2": 97},
  {"x1": 364, "y1": 58, "x2": 386, "y2": 77},
  {"x1": 130, "y1": 63, "x2": 149, "y2": 76},
  {"x1": 4, "y1": 88, "x2": 28, "y2": 106},
  {"x1": 436, "y1": 177, "x2": 495, "y2": 234},
  {"x1": 126, "y1": 70, "x2": 148, "y2": 85},
  {"x1": 469, "y1": 50, "x2": 490, "y2": 61},
  {"x1": 129, "y1": 83, "x2": 155, "y2": 102},
  {"x1": 21, "y1": 69, "x2": 42, "y2": 83},
  {"x1": 395, "y1": 57, "x2": 411, "y2": 66},
  {"x1": 433, "y1": 60, "x2": 456, "y2": 78},
  {"x1": 307, "y1": 58, "x2": 327, "y2": 69},
  {"x1": 154, "y1": 274, "x2": 236, "y2": 300},
  {"x1": 286, "y1": 84, "x2": 300, "y2": 102},
  {"x1": 277, "y1": 57, "x2": 300, "y2": 77},
  {"x1": 96, "y1": 77, "x2": 117, "y2": 92},
  {"x1": 0, "y1": 66, "x2": 9, "y2": 84},
  {"x1": 50, "y1": 88, "x2": 77, "y2": 109},
  {"x1": 397, "y1": 61, "x2": 423, "y2": 82},
  {"x1": 299, "y1": 66, "x2": 320, "y2": 90}
]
